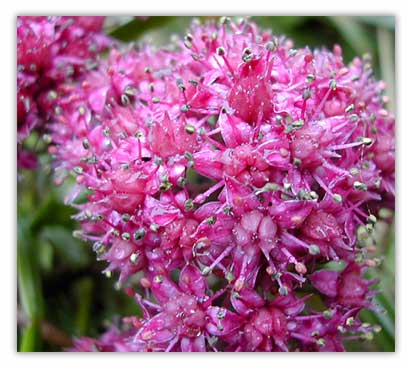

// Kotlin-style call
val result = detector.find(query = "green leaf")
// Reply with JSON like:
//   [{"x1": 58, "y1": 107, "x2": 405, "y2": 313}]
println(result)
[
  {"x1": 19, "y1": 319, "x2": 42, "y2": 352},
  {"x1": 109, "y1": 16, "x2": 177, "y2": 42},
  {"x1": 376, "y1": 26, "x2": 395, "y2": 110},
  {"x1": 74, "y1": 278, "x2": 93, "y2": 336},
  {"x1": 38, "y1": 240, "x2": 54, "y2": 272},
  {"x1": 327, "y1": 16, "x2": 375, "y2": 56},
  {"x1": 18, "y1": 221, "x2": 44, "y2": 320},
  {"x1": 18, "y1": 220, "x2": 44, "y2": 351},
  {"x1": 40, "y1": 226, "x2": 90, "y2": 269},
  {"x1": 360, "y1": 306, "x2": 395, "y2": 352},
  {"x1": 357, "y1": 16, "x2": 395, "y2": 30},
  {"x1": 253, "y1": 16, "x2": 308, "y2": 32}
]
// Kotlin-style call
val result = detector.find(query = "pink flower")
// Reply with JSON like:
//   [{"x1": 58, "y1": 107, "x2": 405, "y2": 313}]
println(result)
[
  {"x1": 17, "y1": 16, "x2": 110, "y2": 167},
  {"x1": 130, "y1": 265, "x2": 241, "y2": 352},
  {"x1": 41, "y1": 18, "x2": 394, "y2": 352}
]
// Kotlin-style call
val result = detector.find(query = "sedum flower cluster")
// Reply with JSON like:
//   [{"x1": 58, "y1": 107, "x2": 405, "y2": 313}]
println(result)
[
  {"x1": 17, "y1": 16, "x2": 110, "y2": 168},
  {"x1": 18, "y1": 17, "x2": 395, "y2": 352}
]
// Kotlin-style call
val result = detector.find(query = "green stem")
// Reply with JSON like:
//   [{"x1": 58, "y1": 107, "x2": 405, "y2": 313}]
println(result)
[
  {"x1": 328, "y1": 16, "x2": 373, "y2": 56},
  {"x1": 109, "y1": 16, "x2": 177, "y2": 42},
  {"x1": 18, "y1": 220, "x2": 44, "y2": 351},
  {"x1": 377, "y1": 26, "x2": 395, "y2": 110},
  {"x1": 74, "y1": 277, "x2": 93, "y2": 336},
  {"x1": 19, "y1": 319, "x2": 42, "y2": 352}
]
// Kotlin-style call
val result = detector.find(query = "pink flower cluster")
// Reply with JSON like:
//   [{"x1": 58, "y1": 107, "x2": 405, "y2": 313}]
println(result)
[
  {"x1": 38, "y1": 18, "x2": 394, "y2": 351},
  {"x1": 17, "y1": 16, "x2": 110, "y2": 168}
]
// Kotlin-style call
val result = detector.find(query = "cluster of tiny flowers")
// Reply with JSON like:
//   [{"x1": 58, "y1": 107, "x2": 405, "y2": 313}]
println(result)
[
  {"x1": 42, "y1": 18, "x2": 394, "y2": 352},
  {"x1": 17, "y1": 16, "x2": 110, "y2": 168}
]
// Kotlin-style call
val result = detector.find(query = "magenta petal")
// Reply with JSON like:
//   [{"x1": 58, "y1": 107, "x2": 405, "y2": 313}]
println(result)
[
  {"x1": 137, "y1": 313, "x2": 176, "y2": 344},
  {"x1": 310, "y1": 269, "x2": 339, "y2": 298},
  {"x1": 231, "y1": 287, "x2": 265, "y2": 316},
  {"x1": 179, "y1": 264, "x2": 207, "y2": 297},
  {"x1": 180, "y1": 335, "x2": 206, "y2": 352},
  {"x1": 258, "y1": 215, "x2": 277, "y2": 241},
  {"x1": 144, "y1": 196, "x2": 181, "y2": 226},
  {"x1": 253, "y1": 308, "x2": 273, "y2": 336},
  {"x1": 219, "y1": 113, "x2": 252, "y2": 148},
  {"x1": 193, "y1": 150, "x2": 224, "y2": 180},
  {"x1": 206, "y1": 307, "x2": 242, "y2": 336},
  {"x1": 244, "y1": 324, "x2": 263, "y2": 351},
  {"x1": 224, "y1": 175, "x2": 260, "y2": 214},
  {"x1": 88, "y1": 86, "x2": 108, "y2": 113},
  {"x1": 150, "y1": 275, "x2": 181, "y2": 304},
  {"x1": 271, "y1": 294, "x2": 307, "y2": 316}
]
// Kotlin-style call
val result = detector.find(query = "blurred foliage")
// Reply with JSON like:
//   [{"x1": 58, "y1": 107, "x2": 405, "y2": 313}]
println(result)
[{"x1": 17, "y1": 16, "x2": 395, "y2": 352}]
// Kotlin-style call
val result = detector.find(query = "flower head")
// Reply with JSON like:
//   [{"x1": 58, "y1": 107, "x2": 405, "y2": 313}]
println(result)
[
  {"x1": 17, "y1": 16, "x2": 110, "y2": 167},
  {"x1": 43, "y1": 18, "x2": 394, "y2": 352}
]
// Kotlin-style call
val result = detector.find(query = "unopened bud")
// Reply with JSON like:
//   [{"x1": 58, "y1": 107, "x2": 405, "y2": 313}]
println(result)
[
  {"x1": 316, "y1": 338, "x2": 326, "y2": 347},
  {"x1": 82, "y1": 139, "x2": 90, "y2": 149},
  {"x1": 309, "y1": 244, "x2": 321, "y2": 255},
  {"x1": 130, "y1": 253, "x2": 139, "y2": 263},
  {"x1": 323, "y1": 310, "x2": 333, "y2": 319},
  {"x1": 288, "y1": 49, "x2": 297, "y2": 57},
  {"x1": 346, "y1": 317, "x2": 355, "y2": 326},
  {"x1": 121, "y1": 94, "x2": 130, "y2": 106},
  {"x1": 337, "y1": 325, "x2": 346, "y2": 333},
  {"x1": 185, "y1": 124, "x2": 195, "y2": 134},
  {"x1": 279, "y1": 286, "x2": 288, "y2": 296},
  {"x1": 292, "y1": 119, "x2": 305, "y2": 129},
  {"x1": 265, "y1": 41, "x2": 275, "y2": 51},
  {"x1": 373, "y1": 325, "x2": 382, "y2": 333},
  {"x1": 367, "y1": 214, "x2": 377, "y2": 224},
  {"x1": 220, "y1": 17, "x2": 231, "y2": 25},
  {"x1": 150, "y1": 223, "x2": 159, "y2": 232},
  {"x1": 122, "y1": 213, "x2": 131, "y2": 222},
  {"x1": 184, "y1": 39, "x2": 193, "y2": 49},
  {"x1": 379, "y1": 208, "x2": 393, "y2": 219},
  {"x1": 121, "y1": 232, "x2": 131, "y2": 241},
  {"x1": 176, "y1": 78, "x2": 185, "y2": 90},
  {"x1": 205, "y1": 216, "x2": 217, "y2": 225},
  {"x1": 360, "y1": 332, "x2": 374, "y2": 341},
  {"x1": 133, "y1": 228, "x2": 146, "y2": 241},
  {"x1": 216, "y1": 46, "x2": 226, "y2": 56},
  {"x1": 92, "y1": 241, "x2": 105, "y2": 254},
  {"x1": 306, "y1": 74, "x2": 315, "y2": 83},
  {"x1": 73, "y1": 166, "x2": 83, "y2": 175},
  {"x1": 184, "y1": 199, "x2": 194, "y2": 211},
  {"x1": 303, "y1": 89, "x2": 312, "y2": 100},
  {"x1": 293, "y1": 157, "x2": 302, "y2": 166},
  {"x1": 345, "y1": 104, "x2": 355, "y2": 113},
  {"x1": 177, "y1": 177, "x2": 187, "y2": 187},
  {"x1": 354, "y1": 181, "x2": 368, "y2": 191},
  {"x1": 181, "y1": 104, "x2": 190, "y2": 113},
  {"x1": 333, "y1": 193, "x2": 343, "y2": 203},
  {"x1": 255, "y1": 182, "x2": 280, "y2": 195},
  {"x1": 153, "y1": 275, "x2": 164, "y2": 283},
  {"x1": 225, "y1": 272, "x2": 234, "y2": 282},
  {"x1": 216, "y1": 309, "x2": 226, "y2": 319},
  {"x1": 359, "y1": 137, "x2": 373, "y2": 145},
  {"x1": 295, "y1": 262, "x2": 307, "y2": 274}
]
